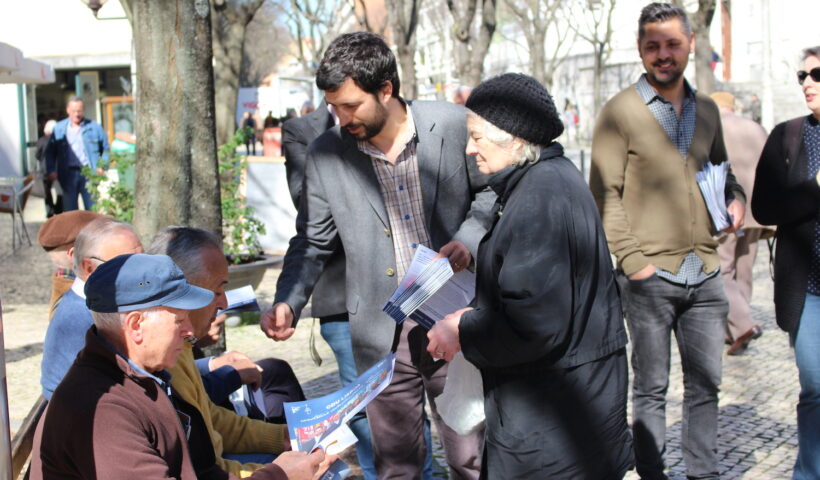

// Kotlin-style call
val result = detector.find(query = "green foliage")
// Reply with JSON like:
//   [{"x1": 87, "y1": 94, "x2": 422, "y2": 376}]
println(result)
[
  {"x1": 82, "y1": 152, "x2": 135, "y2": 223},
  {"x1": 83, "y1": 129, "x2": 266, "y2": 265},
  {"x1": 220, "y1": 127, "x2": 267, "y2": 264}
]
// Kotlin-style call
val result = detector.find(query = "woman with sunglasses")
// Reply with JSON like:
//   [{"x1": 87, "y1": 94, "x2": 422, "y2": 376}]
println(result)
[{"x1": 752, "y1": 46, "x2": 820, "y2": 480}]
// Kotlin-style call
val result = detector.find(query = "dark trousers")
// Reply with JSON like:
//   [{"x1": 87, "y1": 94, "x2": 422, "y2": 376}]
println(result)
[
  {"x1": 58, "y1": 166, "x2": 93, "y2": 211},
  {"x1": 254, "y1": 357, "x2": 306, "y2": 423},
  {"x1": 41, "y1": 177, "x2": 62, "y2": 217},
  {"x1": 617, "y1": 273, "x2": 727, "y2": 480},
  {"x1": 367, "y1": 320, "x2": 483, "y2": 480}
]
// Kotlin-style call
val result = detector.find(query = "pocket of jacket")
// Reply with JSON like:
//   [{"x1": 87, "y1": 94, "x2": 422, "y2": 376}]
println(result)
[{"x1": 346, "y1": 294, "x2": 359, "y2": 315}]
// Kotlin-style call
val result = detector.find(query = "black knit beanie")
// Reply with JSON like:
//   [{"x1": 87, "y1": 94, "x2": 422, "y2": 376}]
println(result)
[{"x1": 465, "y1": 73, "x2": 564, "y2": 146}]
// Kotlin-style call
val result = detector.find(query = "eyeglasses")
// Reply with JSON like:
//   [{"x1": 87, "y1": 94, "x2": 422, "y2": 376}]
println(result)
[
  {"x1": 88, "y1": 256, "x2": 107, "y2": 264},
  {"x1": 797, "y1": 67, "x2": 820, "y2": 85}
]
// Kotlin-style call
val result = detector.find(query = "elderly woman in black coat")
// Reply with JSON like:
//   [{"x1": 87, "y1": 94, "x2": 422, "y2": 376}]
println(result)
[{"x1": 427, "y1": 73, "x2": 634, "y2": 479}]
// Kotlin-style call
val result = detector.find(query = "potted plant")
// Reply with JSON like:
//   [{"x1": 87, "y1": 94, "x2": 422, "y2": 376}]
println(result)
[{"x1": 217, "y1": 128, "x2": 282, "y2": 291}]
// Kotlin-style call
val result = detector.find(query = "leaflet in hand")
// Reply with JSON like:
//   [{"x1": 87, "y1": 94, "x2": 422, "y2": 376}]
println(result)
[
  {"x1": 218, "y1": 285, "x2": 260, "y2": 314},
  {"x1": 696, "y1": 161, "x2": 730, "y2": 232},
  {"x1": 284, "y1": 353, "x2": 396, "y2": 454},
  {"x1": 383, "y1": 245, "x2": 475, "y2": 329}
]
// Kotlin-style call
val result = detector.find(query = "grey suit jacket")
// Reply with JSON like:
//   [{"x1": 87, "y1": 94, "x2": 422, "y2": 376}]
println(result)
[
  {"x1": 275, "y1": 100, "x2": 495, "y2": 372},
  {"x1": 282, "y1": 103, "x2": 347, "y2": 318}
]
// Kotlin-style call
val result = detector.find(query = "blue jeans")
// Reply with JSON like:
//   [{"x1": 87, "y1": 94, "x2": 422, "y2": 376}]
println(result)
[
  {"x1": 321, "y1": 319, "x2": 376, "y2": 480},
  {"x1": 793, "y1": 293, "x2": 820, "y2": 480},
  {"x1": 618, "y1": 274, "x2": 727, "y2": 480},
  {"x1": 58, "y1": 167, "x2": 93, "y2": 211}
]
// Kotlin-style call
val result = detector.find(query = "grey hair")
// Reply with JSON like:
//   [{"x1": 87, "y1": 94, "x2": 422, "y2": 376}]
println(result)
[
  {"x1": 44, "y1": 119, "x2": 57, "y2": 135},
  {"x1": 92, "y1": 308, "x2": 163, "y2": 336},
  {"x1": 802, "y1": 46, "x2": 820, "y2": 61},
  {"x1": 147, "y1": 226, "x2": 221, "y2": 282},
  {"x1": 638, "y1": 2, "x2": 691, "y2": 39},
  {"x1": 468, "y1": 113, "x2": 541, "y2": 167},
  {"x1": 73, "y1": 218, "x2": 140, "y2": 273},
  {"x1": 66, "y1": 95, "x2": 83, "y2": 106}
]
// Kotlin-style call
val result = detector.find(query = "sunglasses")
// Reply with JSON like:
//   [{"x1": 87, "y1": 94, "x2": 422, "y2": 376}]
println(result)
[{"x1": 797, "y1": 67, "x2": 820, "y2": 85}]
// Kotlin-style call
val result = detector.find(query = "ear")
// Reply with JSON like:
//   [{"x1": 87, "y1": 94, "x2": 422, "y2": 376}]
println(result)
[
  {"x1": 689, "y1": 33, "x2": 695, "y2": 54},
  {"x1": 123, "y1": 311, "x2": 145, "y2": 345},
  {"x1": 380, "y1": 81, "x2": 393, "y2": 102},
  {"x1": 81, "y1": 257, "x2": 96, "y2": 278},
  {"x1": 67, "y1": 246, "x2": 75, "y2": 264}
]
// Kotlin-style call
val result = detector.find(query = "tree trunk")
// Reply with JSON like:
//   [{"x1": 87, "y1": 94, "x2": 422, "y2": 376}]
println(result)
[
  {"x1": 212, "y1": 0, "x2": 265, "y2": 147},
  {"x1": 530, "y1": 29, "x2": 546, "y2": 87},
  {"x1": 126, "y1": 0, "x2": 222, "y2": 243},
  {"x1": 386, "y1": 0, "x2": 420, "y2": 99},
  {"x1": 693, "y1": 23, "x2": 715, "y2": 93},
  {"x1": 593, "y1": 46, "x2": 603, "y2": 119},
  {"x1": 447, "y1": 0, "x2": 496, "y2": 85}
]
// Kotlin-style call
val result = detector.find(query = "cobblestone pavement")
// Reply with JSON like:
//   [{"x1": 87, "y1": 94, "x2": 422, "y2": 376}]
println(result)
[{"x1": 0, "y1": 200, "x2": 801, "y2": 478}]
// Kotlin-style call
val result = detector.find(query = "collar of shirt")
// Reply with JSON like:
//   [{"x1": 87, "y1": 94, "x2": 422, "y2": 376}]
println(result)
[
  {"x1": 70, "y1": 277, "x2": 87, "y2": 299},
  {"x1": 94, "y1": 328, "x2": 174, "y2": 391},
  {"x1": 356, "y1": 99, "x2": 418, "y2": 161},
  {"x1": 635, "y1": 73, "x2": 696, "y2": 107}
]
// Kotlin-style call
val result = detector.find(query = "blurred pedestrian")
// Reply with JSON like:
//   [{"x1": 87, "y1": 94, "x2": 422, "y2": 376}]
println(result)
[
  {"x1": 37, "y1": 210, "x2": 104, "y2": 318},
  {"x1": 263, "y1": 111, "x2": 277, "y2": 129},
  {"x1": 35, "y1": 119, "x2": 62, "y2": 217},
  {"x1": 752, "y1": 45, "x2": 820, "y2": 480},
  {"x1": 300, "y1": 101, "x2": 315, "y2": 117},
  {"x1": 241, "y1": 111, "x2": 256, "y2": 156},
  {"x1": 711, "y1": 91, "x2": 773, "y2": 355},
  {"x1": 45, "y1": 97, "x2": 109, "y2": 211},
  {"x1": 428, "y1": 73, "x2": 633, "y2": 479},
  {"x1": 452, "y1": 85, "x2": 472, "y2": 105},
  {"x1": 590, "y1": 4, "x2": 745, "y2": 479}
]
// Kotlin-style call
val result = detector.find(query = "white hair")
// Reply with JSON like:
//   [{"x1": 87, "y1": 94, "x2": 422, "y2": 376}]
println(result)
[
  {"x1": 468, "y1": 113, "x2": 541, "y2": 166},
  {"x1": 92, "y1": 308, "x2": 163, "y2": 335}
]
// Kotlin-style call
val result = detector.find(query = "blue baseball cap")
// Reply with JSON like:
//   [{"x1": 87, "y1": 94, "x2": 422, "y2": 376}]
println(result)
[{"x1": 85, "y1": 253, "x2": 214, "y2": 313}]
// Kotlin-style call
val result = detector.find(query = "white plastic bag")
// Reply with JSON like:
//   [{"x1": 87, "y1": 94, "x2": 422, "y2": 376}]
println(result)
[{"x1": 435, "y1": 352, "x2": 485, "y2": 435}]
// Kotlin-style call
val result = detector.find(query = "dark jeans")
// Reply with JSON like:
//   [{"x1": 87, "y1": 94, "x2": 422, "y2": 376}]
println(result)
[
  {"x1": 617, "y1": 273, "x2": 727, "y2": 480},
  {"x1": 58, "y1": 166, "x2": 93, "y2": 211}
]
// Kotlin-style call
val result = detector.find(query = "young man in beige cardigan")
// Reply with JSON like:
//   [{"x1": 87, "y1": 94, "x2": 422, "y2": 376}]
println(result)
[{"x1": 590, "y1": 3, "x2": 745, "y2": 479}]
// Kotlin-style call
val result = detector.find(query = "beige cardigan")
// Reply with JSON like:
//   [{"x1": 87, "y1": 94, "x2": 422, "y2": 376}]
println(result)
[{"x1": 590, "y1": 86, "x2": 745, "y2": 277}]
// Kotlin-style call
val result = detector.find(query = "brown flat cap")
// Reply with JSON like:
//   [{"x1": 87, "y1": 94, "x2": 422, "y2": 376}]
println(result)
[{"x1": 38, "y1": 210, "x2": 106, "y2": 251}]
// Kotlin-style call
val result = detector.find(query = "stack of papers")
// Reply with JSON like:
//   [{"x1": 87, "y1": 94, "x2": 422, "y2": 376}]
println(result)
[
  {"x1": 284, "y1": 353, "x2": 396, "y2": 454},
  {"x1": 696, "y1": 161, "x2": 730, "y2": 232},
  {"x1": 383, "y1": 245, "x2": 475, "y2": 329},
  {"x1": 217, "y1": 285, "x2": 260, "y2": 314}
]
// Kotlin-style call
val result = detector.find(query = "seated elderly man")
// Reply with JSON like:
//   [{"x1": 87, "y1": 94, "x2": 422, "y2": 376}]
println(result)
[
  {"x1": 31, "y1": 253, "x2": 325, "y2": 480},
  {"x1": 148, "y1": 227, "x2": 304, "y2": 475},
  {"x1": 40, "y1": 216, "x2": 143, "y2": 399},
  {"x1": 37, "y1": 210, "x2": 104, "y2": 317}
]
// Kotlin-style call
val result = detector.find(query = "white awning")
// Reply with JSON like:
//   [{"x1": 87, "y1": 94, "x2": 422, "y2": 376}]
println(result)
[
  {"x1": 0, "y1": 56, "x2": 55, "y2": 84},
  {"x1": 0, "y1": 42, "x2": 23, "y2": 73}
]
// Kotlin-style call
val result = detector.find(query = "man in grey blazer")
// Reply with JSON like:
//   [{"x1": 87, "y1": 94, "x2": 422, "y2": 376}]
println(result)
[
  {"x1": 282, "y1": 102, "x2": 378, "y2": 480},
  {"x1": 261, "y1": 32, "x2": 492, "y2": 479}
]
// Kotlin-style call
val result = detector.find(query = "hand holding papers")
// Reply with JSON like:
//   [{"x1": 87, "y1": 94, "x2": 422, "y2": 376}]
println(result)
[
  {"x1": 383, "y1": 245, "x2": 476, "y2": 329},
  {"x1": 284, "y1": 353, "x2": 395, "y2": 454},
  {"x1": 696, "y1": 161, "x2": 733, "y2": 233}
]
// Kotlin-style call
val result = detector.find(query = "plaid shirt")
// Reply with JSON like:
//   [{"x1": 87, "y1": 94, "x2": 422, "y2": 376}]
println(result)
[
  {"x1": 635, "y1": 74, "x2": 715, "y2": 286},
  {"x1": 358, "y1": 103, "x2": 430, "y2": 280}
]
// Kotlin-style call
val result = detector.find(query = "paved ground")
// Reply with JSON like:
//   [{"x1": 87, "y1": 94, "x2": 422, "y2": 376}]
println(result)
[{"x1": 0, "y1": 195, "x2": 801, "y2": 479}]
